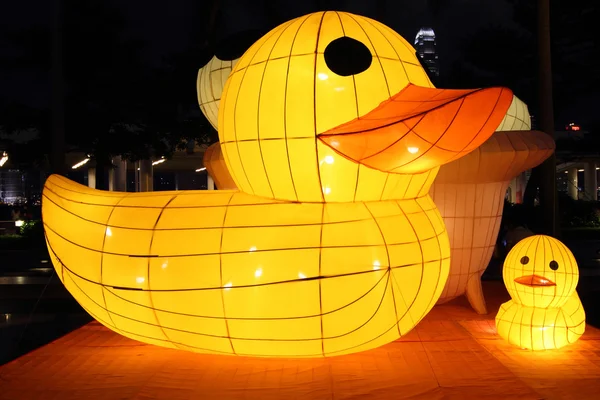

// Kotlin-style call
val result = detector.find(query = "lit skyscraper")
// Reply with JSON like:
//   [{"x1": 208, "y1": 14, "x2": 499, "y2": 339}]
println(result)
[{"x1": 414, "y1": 27, "x2": 439, "y2": 77}]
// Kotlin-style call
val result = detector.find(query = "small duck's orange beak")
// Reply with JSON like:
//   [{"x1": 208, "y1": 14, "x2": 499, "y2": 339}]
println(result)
[
  {"x1": 514, "y1": 274, "x2": 556, "y2": 287},
  {"x1": 318, "y1": 84, "x2": 513, "y2": 174}
]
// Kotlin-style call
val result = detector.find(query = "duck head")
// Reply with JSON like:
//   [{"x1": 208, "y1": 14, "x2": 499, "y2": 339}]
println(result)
[
  {"x1": 218, "y1": 11, "x2": 513, "y2": 203},
  {"x1": 503, "y1": 235, "x2": 579, "y2": 308}
]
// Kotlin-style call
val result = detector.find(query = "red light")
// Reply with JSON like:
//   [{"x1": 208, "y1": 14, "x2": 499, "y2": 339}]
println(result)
[{"x1": 571, "y1": 125, "x2": 580, "y2": 131}]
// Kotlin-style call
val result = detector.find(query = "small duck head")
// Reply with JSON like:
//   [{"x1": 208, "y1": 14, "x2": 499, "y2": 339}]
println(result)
[
  {"x1": 503, "y1": 235, "x2": 579, "y2": 308},
  {"x1": 219, "y1": 11, "x2": 513, "y2": 203}
]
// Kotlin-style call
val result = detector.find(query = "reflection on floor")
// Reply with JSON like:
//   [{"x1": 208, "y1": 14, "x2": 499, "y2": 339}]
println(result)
[{"x1": 0, "y1": 281, "x2": 599, "y2": 400}]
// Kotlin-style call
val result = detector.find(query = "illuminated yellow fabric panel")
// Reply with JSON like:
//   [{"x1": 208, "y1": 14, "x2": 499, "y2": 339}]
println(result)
[
  {"x1": 197, "y1": 56, "x2": 239, "y2": 130},
  {"x1": 203, "y1": 142, "x2": 238, "y2": 190},
  {"x1": 219, "y1": 12, "x2": 436, "y2": 203},
  {"x1": 495, "y1": 95, "x2": 531, "y2": 131},
  {"x1": 431, "y1": 97, "x2": 555, "y2": 314},
  {"x1": 496, "y1": 235, "x2": 585, "y2": 350},
  {"x1": 43, "y1": 175, "x2": 449, "y2": 357},
  {"x1": 44, "y1": 11, "x2": 518, "y2": 357}
]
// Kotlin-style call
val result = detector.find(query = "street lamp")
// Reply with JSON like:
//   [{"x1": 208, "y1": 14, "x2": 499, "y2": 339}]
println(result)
[{"x1": 72, "y1": 158, "x2": 90, "y2": 169}]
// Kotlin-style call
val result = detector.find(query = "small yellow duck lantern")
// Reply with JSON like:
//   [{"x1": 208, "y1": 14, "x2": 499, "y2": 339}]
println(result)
[
  {"x1": 42, "y1": 11, "x2": 514, "y2": 357},
  {"x1": 496, "y1": 235, "x2": 585, "y2": 350}
]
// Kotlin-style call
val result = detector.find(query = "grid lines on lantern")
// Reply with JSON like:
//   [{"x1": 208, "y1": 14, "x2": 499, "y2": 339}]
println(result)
[{"x1": 42, "y1": 174, "x2": 450, "y2": 356}]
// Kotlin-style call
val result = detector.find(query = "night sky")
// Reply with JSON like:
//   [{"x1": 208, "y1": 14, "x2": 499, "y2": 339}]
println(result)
[{"x1": 0, "y1": 0, "x2": 593, "y2": 125}]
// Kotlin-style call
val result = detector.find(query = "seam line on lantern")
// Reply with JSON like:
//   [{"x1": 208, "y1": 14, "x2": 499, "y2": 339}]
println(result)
[{"x1": 281, "y1": 14, "x2": 312, "y2": 202}]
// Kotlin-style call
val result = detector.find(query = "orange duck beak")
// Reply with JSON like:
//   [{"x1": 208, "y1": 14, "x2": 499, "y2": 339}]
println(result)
[
  {"x1": 514, "y1": 274, "x2": 556, "y2": 287},
  {"x1": 318, "y1": 84, "x2": 513, "y2": 174}
]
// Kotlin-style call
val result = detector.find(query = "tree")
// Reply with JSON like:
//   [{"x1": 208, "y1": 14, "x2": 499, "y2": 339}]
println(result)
[
  {"x1": 440, "y1": 25, "x2": 536, "y2": 104},
  {"x1": 0, "y1": 103, "x2": 51, "y2": 170},
  {"x1": 1, "y1": 0, "x2": 212, "y2": 188}
]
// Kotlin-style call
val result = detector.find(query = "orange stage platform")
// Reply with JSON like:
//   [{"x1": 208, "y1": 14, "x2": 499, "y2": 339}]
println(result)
[{"x1": 1, "y1": 281, "x2": 599, "y2": 400}]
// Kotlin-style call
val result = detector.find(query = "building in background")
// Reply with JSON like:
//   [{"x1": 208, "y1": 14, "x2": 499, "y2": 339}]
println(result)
[{"x1": 414, "y1": 27, "x2": 439, "y2": 78}]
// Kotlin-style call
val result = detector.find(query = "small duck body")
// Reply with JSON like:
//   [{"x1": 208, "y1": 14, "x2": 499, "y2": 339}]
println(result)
[
  {"x1": 495, "y1": 235, "x2": 586, "y2": 350},
  {"x1": 496, "y1": 293, "x2": 585, "y2": 350}
]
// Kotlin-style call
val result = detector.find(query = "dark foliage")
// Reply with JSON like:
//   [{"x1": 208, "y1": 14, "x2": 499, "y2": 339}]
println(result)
[{"x1": 1, "y1": 0, "x2": 217, "y2": 183}]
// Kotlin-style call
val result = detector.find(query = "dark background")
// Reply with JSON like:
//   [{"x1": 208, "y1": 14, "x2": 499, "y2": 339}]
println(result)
[{"x1": 1, "y1": 0, "x2": 598, "y2": 129}]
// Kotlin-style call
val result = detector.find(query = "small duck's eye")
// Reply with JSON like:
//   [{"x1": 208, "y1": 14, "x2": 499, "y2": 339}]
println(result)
[
  {"x1": 549, "y1": 260, "x2": 559, "y2": 270},
  {"x1": 324, "y1": 36, "x2": 372, "y2": 77},
  {"x1": 520, "y1": 256, "x2": 529, "y2": 265}
]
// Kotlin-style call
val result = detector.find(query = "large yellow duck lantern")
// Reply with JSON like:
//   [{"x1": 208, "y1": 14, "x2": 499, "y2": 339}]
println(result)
[
  {"x1": 496, "y1": 235, "x2": 585, "y2": 350},
  {"x1": 42, "y1": 11, "x2": 514, "y2": 357}
]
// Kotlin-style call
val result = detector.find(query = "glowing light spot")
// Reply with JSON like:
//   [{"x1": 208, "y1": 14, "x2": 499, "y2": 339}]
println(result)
[
  {"x1": 323, "y1": 186, "x2": 331, "y2": 195},
  {"x1": 334, "y1": 86, "x2": 345, "y2": 91},
  {"x1": 249, "y1": 246, "x2": 257, "y2": 252},
  {"x1": 373, "y1": 260, "x2": 381, "y2": 270},
  {"x1": 161, "y1": 261, "x2": 168, "y2": 269},
  {"x1": 317, "y1": 72, "x2": 328, "y2": 80},
  {"x1": 298, "y1": 272, "x2": 306, "y2": 279},
  {"x1": 105, "y1": 227, "x2": 112, "y2": 237},
  {"x1": 136, "y1": 277, "x2": 145, "y2": 284},
  {"x1": 255, "y1": 268, "x2": 263, "y2": 278},
  {"x1": 324, "y1": 155, "x2": 335, "y2": 164},
  {"x1": 224, "y1": 282, "x2": 233, "y2": 291},
  {"x1": 407, "y1": 147, "x2": 419, "y2": 154}
]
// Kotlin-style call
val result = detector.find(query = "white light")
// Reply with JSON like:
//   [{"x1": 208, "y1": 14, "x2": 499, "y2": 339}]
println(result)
[
  {"x1": 224, "y1": 282, "x2": 233, "y2": 290},
  {"x1": 105, "y1": 227, "x2": 112, "y2": 237},
  {"x1": 373, "y1": 260, "x2": 381, "y2": 270},
  {"x1": 317, "y1": 72, "x2": 328, "y2": 80},
  {"x1": 324, "y1": 155, "x2": 334, "y2": 164},
  {"x1": 15, "y1": 220, "x2": 24, "y2": 227},
  {"x1": 323, "y1": 186, "x2": 331, "y2": 195},
  {"x1": 407, "y1": 147, "x2": 419, "y2": 154},
  {"x1": 196, "y1": 167, "x2": 207, "y2": 172},
  {"x1": 249, "y1": 246, "x2": 257, "y2": 252},
  {"x1": 255, "y1": 268, "x2": 262, "y2": 278},
  {"x1": 578, "y1": 169, "x2": 584, "y2": 172},
  {"x1": 298, "y1": 272, "x2": 306, "y2": 279},
  {"x1": 161, "y1": 261, "x2": 168, "y2": 269},
  {"x1": 334, "y1": 87, "x2": 345, "y2": 91},
  {"x1": 137, "y1": 167, "x2": 140, "y2": 171},
  {"x1": 71, "y1": 158, "x2": 90, "y2": 169},
  {"x1": 152, "y1": 158, "x2": 166, "y2": 166},
  {"x1": 0, "y1": 152, "x2": 8, "y2": 167},
  {"x1": 564, "y1": 171, "x2": 568, "y2": 173},
  {"x1": 136, "y1": 277, "x2": 145, "y2": 284}
]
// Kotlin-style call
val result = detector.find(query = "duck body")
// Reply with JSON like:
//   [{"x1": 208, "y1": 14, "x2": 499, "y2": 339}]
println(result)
[
  {"x1": 44, "y1": 11, "x2": 515, "y2": 357},
  {"x1": 495, "y1": 293, "x2": 585, "y2": 350},
  {"x1": 44, "y1": 174, "x2": 449, "y2": 357}
]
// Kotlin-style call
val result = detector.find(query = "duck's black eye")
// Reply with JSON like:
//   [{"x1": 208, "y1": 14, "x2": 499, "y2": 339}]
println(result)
[
  {"x1": 324, "y1": 36, "x2": 372, "y2": 77},
  {"x1": 520, "y1": 256, "x2": 529, "y2": 265},
  {"x1": 549, "y1": 261, "x2": 559, "y2": 270}
]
